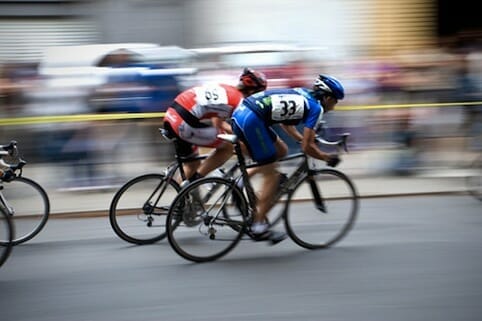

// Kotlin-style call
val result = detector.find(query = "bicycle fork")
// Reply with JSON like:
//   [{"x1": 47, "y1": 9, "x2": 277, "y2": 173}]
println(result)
[{"x1": 306, "y1": 175, "x2": 326, "y2": 213}]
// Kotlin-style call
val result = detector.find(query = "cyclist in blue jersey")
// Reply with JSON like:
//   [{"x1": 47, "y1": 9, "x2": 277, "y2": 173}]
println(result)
[{"x1": 231, "y1": 74, "x2": 345, "y2": 242}]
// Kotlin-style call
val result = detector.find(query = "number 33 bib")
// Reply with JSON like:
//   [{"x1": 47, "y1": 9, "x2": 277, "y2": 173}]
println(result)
[{"x1": 271, "y1": 94, "x2": 305, "y2": 121}]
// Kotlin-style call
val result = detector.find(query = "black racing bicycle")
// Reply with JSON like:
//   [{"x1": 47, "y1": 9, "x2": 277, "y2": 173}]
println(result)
[
  {"x1": 0, "y1": 141, "x2": 50, "y2": 246},
  {"x1": 109, "y1": 129, "x2": 240, "y2": 245},
  {"x1": 165, "y1": 132, "x2": 359, "y2": 262}
]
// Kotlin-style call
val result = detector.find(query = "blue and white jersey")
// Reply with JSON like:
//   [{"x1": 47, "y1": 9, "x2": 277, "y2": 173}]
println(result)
[{"x1": 242, "y1": 88, "x2": 323, "y2": 129}]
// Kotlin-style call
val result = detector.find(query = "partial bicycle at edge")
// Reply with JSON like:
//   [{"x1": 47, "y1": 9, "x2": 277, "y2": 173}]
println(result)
[{"x1": 0, "y1": 140, "x2": 50, "y2": 246}]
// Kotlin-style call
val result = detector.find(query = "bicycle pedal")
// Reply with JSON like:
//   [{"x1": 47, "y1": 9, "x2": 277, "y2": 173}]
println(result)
[
  {"x1": 250, "y1": 230, "x2": 287, "y2": 244},
  {"x1": 317, "y1": 205, "x2": 327, "y2": 213},
  {"x1": 267, "y1": 231, "x2": 287, "y2": 245}
]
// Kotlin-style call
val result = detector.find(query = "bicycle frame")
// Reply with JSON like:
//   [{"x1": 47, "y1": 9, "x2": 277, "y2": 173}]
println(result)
[
  {"x1": 0, "y1": 141, "x2": 26, "y2": 216},
  {"x1": 140, "y1": 129, "x2": 243, "y2": 219},
  {"x1": 0, "y1": 186, "x2": 14, "y2": 216},
  {"x1": 276, "y1": 154, "x2": 328, "y2": 212},
  {"x1": 217, "y1": 132, "x2": 350, "y2": 222}
]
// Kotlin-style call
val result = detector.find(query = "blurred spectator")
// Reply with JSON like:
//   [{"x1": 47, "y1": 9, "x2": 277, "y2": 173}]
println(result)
[
  {"x1": 82, "y1": 49, "x2": 147, "y2": 189},
  {"x1": 454, "y1": 52, "x2": 482, "y2": 151},
  {"x1": 390, "y1": 110, "x2": 419, "y2": 175},
  {"x1": 396, "y1": 47, "x2": 458, "y2": 103},
  {"x1": 0, "y1": 65, "x2": 20, "y2": 116},
  {"x1": 0, "y1": 63, "x2": 37, "y2": 116},
  {"x1": 375, "y1": 55, "x2": 405, "y2": 103},
  {"x1": 285, "y1": 58, "x2": 310, "y2": 88}
]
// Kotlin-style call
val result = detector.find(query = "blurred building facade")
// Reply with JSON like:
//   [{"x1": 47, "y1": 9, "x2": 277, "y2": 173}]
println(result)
[{"x1": 0, "y1": 0, "x2": 440, "y2": 62}]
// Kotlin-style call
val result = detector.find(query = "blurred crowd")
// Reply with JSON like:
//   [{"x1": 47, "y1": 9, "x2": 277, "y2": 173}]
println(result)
[{"x1": 0, "y1": 40, "x2": 481, "y2": 189}]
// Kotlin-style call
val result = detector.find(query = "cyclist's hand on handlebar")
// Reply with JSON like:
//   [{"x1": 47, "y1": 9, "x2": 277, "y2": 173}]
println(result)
[
  {"x1": 1, "y1": 169, "x2": 15, "y2": 181},
  {"x1": 326, "y1": 154, "x2": 341, "y2": 167}
]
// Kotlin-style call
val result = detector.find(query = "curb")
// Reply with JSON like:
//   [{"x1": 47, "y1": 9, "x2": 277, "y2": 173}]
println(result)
[{"x1": 48, "y1": 189, "x2": 469, "y2": 219}]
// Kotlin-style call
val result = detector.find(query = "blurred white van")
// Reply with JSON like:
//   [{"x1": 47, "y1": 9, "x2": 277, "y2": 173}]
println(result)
[{"x1": 26, "y1": 43, "x2": 197, "y2": 115}]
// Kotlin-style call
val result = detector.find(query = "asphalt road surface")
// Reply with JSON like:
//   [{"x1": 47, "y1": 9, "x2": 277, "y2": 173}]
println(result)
[{"x1": 1, "y1": 195, "x2": 481, "y2": 321}]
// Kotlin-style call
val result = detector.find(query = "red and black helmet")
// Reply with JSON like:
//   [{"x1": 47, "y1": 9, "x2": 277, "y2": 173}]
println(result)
[{"x1": 238, "y1": 67, "x2": 267, "y2": 93}]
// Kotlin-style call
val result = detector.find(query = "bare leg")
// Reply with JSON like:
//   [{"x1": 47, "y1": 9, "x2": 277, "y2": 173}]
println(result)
[
  {"x1": 182, "y1": 160, "x2": 201, "y2": 182},
  {"x1": 253, "y1": 137, "x2": 288, "y2": 223},
  {"x1": 196, "y1": 142, "x2": 234, "y2": 177},
  {"x1": 254, "y1": 163, "x2": 281, "y2": 223}
]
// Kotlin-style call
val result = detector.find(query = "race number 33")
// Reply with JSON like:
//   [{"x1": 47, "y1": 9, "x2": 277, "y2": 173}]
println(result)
[{"x1": 271, "y1": 94, "x2": 305, "y2": 121}]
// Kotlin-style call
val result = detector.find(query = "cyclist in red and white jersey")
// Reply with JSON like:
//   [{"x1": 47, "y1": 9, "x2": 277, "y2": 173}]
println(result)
[{"x1": 163, "y1": 68, "x2": 267, "y2": 182}]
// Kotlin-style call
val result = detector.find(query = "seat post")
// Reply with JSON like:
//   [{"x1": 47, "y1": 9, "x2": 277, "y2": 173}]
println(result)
[{"x1": 232, "y1": 140, "x2": 257, "y2": 210}]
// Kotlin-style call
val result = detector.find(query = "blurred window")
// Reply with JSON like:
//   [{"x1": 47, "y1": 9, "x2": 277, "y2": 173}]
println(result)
[{"x1": 0, "y1": 19, "x2": 98, "y2": 63}]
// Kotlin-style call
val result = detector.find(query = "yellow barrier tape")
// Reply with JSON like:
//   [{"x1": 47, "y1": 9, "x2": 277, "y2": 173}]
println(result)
[
  {"x1": 337, "y1": 101, "x2": 481, "y2": 111},
  {"x1": 0, "y1": 112, "x2": 165, "y2": 126},
  {"x1": 0, "y1": 101, "x2": 480, "y2": 126}
]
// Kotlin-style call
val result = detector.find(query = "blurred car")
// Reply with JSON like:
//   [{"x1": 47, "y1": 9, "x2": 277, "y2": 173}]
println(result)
[
  {"x1": 19, "y1": 43, "x2": 198, "y2": 168},
  {"x1": 28, "y1": 43, "x2": 197, "y2": 115}
]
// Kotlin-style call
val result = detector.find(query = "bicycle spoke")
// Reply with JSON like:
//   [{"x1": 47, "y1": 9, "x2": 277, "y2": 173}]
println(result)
[
  {"x1": 285, "y1": 169, "x2": 358, "y2": 249},
  {"x1": 167, "y1": 177, "x2": 246, "y2": 262},
  {"x1": 109, "y1": 174, "x2": 179, "y2": 244}
]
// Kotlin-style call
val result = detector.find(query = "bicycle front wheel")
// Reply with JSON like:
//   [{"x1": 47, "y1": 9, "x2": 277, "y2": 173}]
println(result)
[
  {"x1": 466, "y1": 155, "x2": 481, "y2": 201},
  {"x1": 166, "y1": 177, "x2": 247, "y2": 263},
  {"x1": 0, "y1": 176, "x2": 50, "y2": 245},
  {"x1": 109, "y1": 173, "x2": 180, "y2": 244},
  {"x1": 285, "y1": 169, "x2": 359, "y2": 249},
  {"x1": 0, "y1": 206, "x2": 14, "y2": 267}
]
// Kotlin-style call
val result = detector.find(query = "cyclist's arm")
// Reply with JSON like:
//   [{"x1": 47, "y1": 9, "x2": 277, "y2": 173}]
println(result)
[
  {"x1": 212, "y1": 117, "x2": 233, "y2": 134},
  {"x1": 301, "y1": 127, "x2": 330, "y2": 161},
  {"x1": 280, "y1": 124, "x2": 304, "y2": 142}
]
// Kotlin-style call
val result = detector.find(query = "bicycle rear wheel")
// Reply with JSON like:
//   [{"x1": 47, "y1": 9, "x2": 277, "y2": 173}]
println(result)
[
  {"x1": 0, "y1": 206, "x2": 14, "y2": 267},
  {"x1": 166, "y1": 177, "x2": 247, "y2": 263},
  {"x1": 466, "y1": 155, "x2": 481, "y2": 201},
  {"x1": 284, "y1": 169, "x2": 358, "y2": 249},
  {"x1": 109, "y1": 173, "x2": 180, "y2": 244},
  {"x1": 0, "y1": 176, "x2": 50, "y2": 245}
]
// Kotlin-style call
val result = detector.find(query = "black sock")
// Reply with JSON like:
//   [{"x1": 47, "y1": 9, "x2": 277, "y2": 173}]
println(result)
[{"x1": 189, "y1": 172, "x2": 203, "y2": 182}]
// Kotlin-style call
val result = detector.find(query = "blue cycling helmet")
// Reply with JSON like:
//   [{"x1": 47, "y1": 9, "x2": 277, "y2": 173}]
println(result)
[{"x1": 313, "y1": 74, "x2": 345, "y2": 100}]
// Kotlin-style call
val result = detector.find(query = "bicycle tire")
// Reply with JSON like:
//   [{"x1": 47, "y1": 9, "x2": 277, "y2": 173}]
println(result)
[
  {"x1": 284, "y1": 168, "x2": 359, "y2": 249},
  {"x1": 109, "y1": 173, "x2": 180, "y2": 244},
  {"x1": 0, "y1": 206, "x2": 14, "y2": 267},
  {"x1": 466, "y1": 155, "x2": 481, "y2": 201},
  {"x1": 0, "y1": 176, "x2": 50, "y2": 245},
  {"x1": 166, "y1": 177, "x2": 247, "y2": 263}
]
